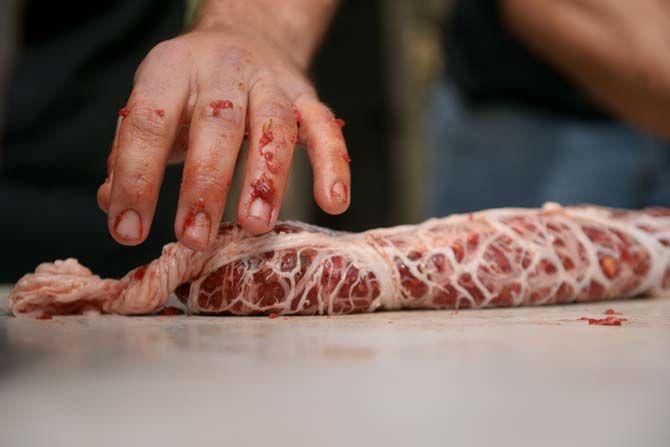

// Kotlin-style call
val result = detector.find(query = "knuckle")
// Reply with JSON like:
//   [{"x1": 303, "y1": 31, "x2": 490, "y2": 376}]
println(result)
[
  {"x1": 146, "y1": 39, "x2": 189, "y2": 63},
  {"x1": 260, "y1": 99, "x2": 288, "y2": 118},
  {"x1": 292, "y1": 91, "x2": 316, "y2": 109},
  {"x1": 218, "y1": 47, "x2": 253, "y2": 67},
  {"x1": 186, "y1": 157, "x2": 227, "y2": 188},
  {"x1": 256, "y1": 101, "x2": 294, "y2": 131},
  {"x1": 249, "y1": 69, "x2": 284, "y2": 96},
  {"x1": 186, "y1": 174, "x2": 228, "y2": 205},
  {"x1": 199, "y1": 178, "x2": 228, "y2": 203},
  {"x1": 198, "y1": 105, "x2": 243, "y2": 130},
  {"x1": 125, "y1": 105, "x2": 171, "y2": 145},
  {"x1": 292, "y1": 82, "x2": 317, "y2": 99},
  {"x1": 279, "y1": 125, "x2": 298, "y2": 146},
  {"x1": 324, "y1": 140, "x2": 346, "y2": 154},
  {"x1": 317, "y1": 104, "x2": 336, "y2": 121},
  {"x1": 124, "y1": 169, "x2": 156, "y2": 203},
  {"x1": 251, "y1": 67, "x2": 275, "y2": 85}
]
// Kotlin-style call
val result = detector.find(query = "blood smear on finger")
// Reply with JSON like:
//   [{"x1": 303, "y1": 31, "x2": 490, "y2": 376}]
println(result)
[
  {"x1": 251, "y1": 175, "x2": 275, "y2": 202},
  {"x1": 210, "y1": 100, "x2": 233, "y2": 116},
  {"x1": 260, "y1": 119, "x2": 274, "y2": 148}
]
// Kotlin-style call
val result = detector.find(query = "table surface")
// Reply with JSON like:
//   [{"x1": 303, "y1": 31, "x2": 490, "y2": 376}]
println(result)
[{"x1": 1, "y1": 285, "x2": 669, "y2": 447}]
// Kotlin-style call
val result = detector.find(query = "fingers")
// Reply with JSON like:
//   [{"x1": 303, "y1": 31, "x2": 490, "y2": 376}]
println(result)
[
  {"x1": 237, "y1": 74, "x2": 298, "y2": 235},
  {"x1": 175, "y1": 82, "x2": 248, "y2": 250},
  {"x1": 107, "y1": 41, "x2": 190, "y2": 245},
  {"x1": 294, "y1": 94, "x2": 351, "y2": 215}
]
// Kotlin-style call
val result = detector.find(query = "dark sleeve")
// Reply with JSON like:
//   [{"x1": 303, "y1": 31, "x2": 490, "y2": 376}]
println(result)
[{"x1": 0, "y1": 0, "x2": 185, "y2": 281}]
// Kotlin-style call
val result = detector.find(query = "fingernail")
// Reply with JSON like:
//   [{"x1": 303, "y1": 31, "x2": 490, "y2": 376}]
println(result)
[
  {"x1": 249, "y1": 198, "x2": 272, "y2": 223},
  {"x1": 331, "y1": 181, "x2": 348, "y2": 203},
  {"x1": 114, "y1": 209, "x2": 142, "y2": 241},
  {"x1": 184, "y1": 211, "x2": 211, "y2": 246}
]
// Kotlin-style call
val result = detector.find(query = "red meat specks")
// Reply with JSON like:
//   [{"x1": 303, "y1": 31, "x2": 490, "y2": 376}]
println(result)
[{"x1": 210, "y1": 99, "x2": 233, "y2": 117}]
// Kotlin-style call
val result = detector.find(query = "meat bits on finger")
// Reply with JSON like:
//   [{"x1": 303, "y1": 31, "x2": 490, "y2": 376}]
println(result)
[
  {"x1": 175, "y1": 90, "x2": 247, "y2": 251},
  {"x1": 237, "y1": 80, "x2": 298, "y2": 235},
  {"x1": 106, "y1": 39, "x2": 191, "y2": 245},
  {"x1": 109, "y1": 103, "x2": 188, "y2": 244}
]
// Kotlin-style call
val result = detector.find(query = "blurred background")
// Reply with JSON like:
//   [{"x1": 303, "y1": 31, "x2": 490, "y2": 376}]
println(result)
[{"x1": 1, "y1": 0, "x2": 669, "y2": 281}]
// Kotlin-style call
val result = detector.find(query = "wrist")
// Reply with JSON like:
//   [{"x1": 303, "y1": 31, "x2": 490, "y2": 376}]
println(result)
[{"x1": 192, "y1": 0, "x2": 336, "y2": 70}]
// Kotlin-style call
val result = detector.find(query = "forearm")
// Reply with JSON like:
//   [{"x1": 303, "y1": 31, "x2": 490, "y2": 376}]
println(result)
[
  {"x1": 501, "y1": 0, "x2": 670, "y2": 137},
  {"x1": 192, "y1": 0, "x2": 340, "y2": 70}
]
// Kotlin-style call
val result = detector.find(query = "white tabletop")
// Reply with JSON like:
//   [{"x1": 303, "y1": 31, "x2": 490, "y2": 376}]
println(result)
[{"x1": 1, "y1": 285, "x2": 669, "y2": 447}]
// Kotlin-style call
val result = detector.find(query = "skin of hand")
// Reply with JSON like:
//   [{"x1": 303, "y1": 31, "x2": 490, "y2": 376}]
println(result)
[
  {"x1": 501, "y1": 0, "x2": 670, "y2": 138},
  {"x1": 97, "y1": 0, "x2": 349, "y2": 251}
]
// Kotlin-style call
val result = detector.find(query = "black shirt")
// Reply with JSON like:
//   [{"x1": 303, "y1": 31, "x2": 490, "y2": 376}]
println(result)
[
  {"x1": 0, "y1": 0, "x2": 184, "y2": 281},
  {"x1": 444, "y1": 0, "x2": 610, "y2": 120}
]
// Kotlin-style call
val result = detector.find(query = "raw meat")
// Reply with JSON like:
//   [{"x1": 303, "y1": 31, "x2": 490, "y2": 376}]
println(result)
[{"x1": 8, "y1": 203, "x2": 670, "y2": 317}]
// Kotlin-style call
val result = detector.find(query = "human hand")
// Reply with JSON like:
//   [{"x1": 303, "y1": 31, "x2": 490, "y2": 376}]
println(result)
[{"x1": 98, "y1": 8, "x2": 348, "y2": 250}]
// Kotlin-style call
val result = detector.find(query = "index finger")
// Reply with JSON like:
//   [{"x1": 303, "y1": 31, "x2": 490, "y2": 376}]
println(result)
[{"x1": 107, "y1": 41, "x2": 191, "y2": 245}]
